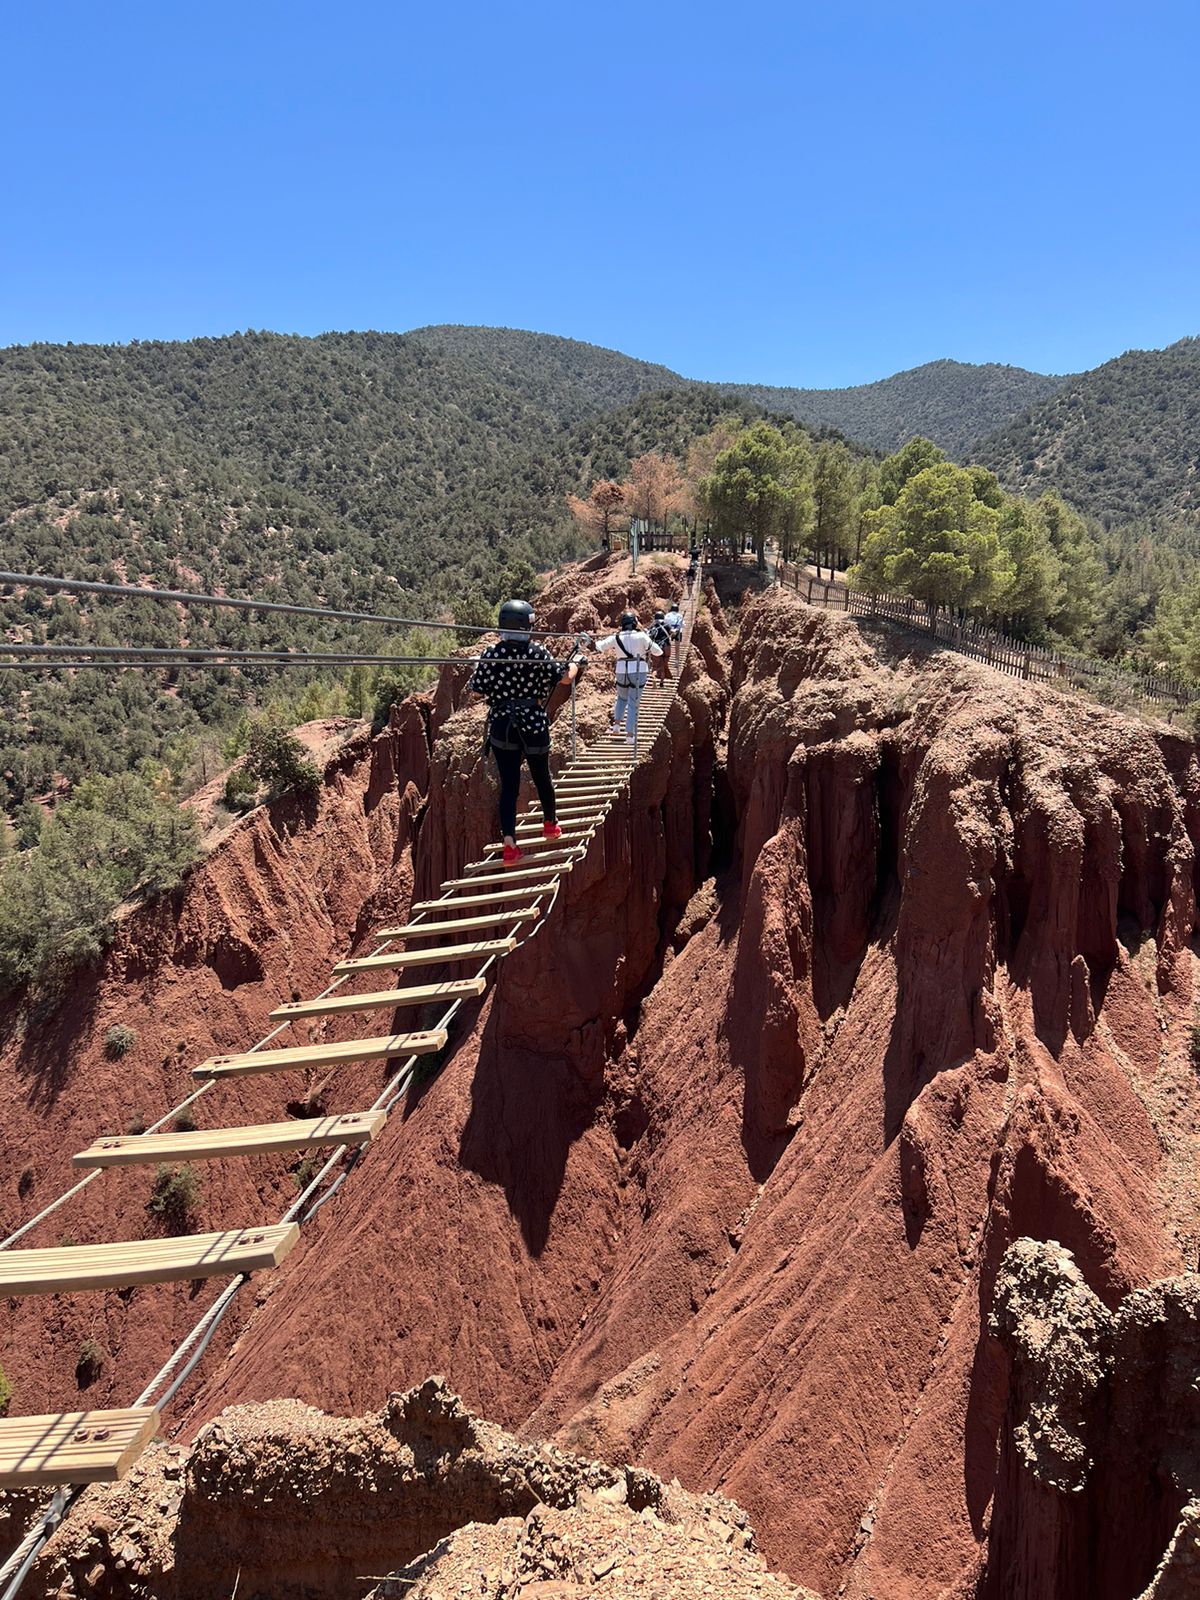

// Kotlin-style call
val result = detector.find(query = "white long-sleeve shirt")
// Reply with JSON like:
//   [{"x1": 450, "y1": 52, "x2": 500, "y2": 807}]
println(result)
[{"x1": 594, "y1": 628, "x2": 663, "y2": 685}]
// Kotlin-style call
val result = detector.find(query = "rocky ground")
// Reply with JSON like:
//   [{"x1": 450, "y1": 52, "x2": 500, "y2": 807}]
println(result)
[{"x1": 19, "y1": 1378, "x2": 816, "y2": 1600}]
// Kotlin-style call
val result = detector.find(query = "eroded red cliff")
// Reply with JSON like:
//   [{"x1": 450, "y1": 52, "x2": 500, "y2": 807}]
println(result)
[{"x1": 4, "y1": 564, "x2": 1199, "y2": 1600}]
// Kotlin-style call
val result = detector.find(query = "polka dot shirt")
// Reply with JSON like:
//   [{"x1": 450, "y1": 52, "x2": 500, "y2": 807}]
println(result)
[{"x1": 469, "y1": 639, "x2": 568, "y2": 746}]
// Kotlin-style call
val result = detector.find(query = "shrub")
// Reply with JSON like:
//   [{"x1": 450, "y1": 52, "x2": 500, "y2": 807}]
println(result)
[
  {"x1": 241, "y1": 721, "x2": 321, "y2": 800},
  {"x1": 222, "y1": 767, "x2": 259, "y2": 812},
  {"x1": 174, "y1": 1105, "x2": 199, "y2": 1133},
  {"x1": 147, "y1": 1164, "x2": 200, "y2": 1232},
  {"x1": 293, "y1": 1154, "x2": 321, "y2": 1191},
  {"x1": 0, "y1": 769, "x2": 200, "y2": 995},
  {"x1": 0, "y1": 1366, "x2": 10, "y2": 1417},
  {"x1": 104, "y1": 1023, "x2": 137, "y2": 1059},
  {"x1": 1189, "y1": 1024, "x2": 1200, "y2": 1068},
  {"x1": 76, "y1": 1339, "x2": 104, "y2": 1386},
  {"x1": 126, "y1": 1109, "x2": 148, "y2": 1135}
]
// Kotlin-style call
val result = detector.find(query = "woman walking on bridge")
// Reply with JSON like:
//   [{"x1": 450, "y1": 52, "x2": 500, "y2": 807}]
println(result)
[
  {"x1": 470, "y1": 600, "x2": 581, "y2": 867},
  {"x1": 591, "y1": 610, "x2": 668, "y2": 745}
]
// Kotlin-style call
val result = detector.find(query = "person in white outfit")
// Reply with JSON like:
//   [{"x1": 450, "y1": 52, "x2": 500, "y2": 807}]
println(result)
[
  {"x1": 662, "y1": 602, "x2": 684, "y2": 665},
  {"x1": 591, "y1": 610, "x2": 668, "y2": 743}
]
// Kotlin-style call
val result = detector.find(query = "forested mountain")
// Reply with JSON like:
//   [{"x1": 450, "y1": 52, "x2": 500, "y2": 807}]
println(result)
[
  {"x1": 406, "y1": 325, "x2": 684, "y2": 424},
  {"x1": 406, "y1": 326, "x2": 1063, "y2": 457},
  {"x1": 3, "y1": 323, "x2": 1199, "y2": 820},
  {"x1": 0, "y1": 331, "x2": 780, "y2": 806},
  {"x1": 973, "y1": 338, "x2": 1200, "y2": 526},
  {"x1": 718, "y1": 359, "x2": 1067, "y2": 457}
]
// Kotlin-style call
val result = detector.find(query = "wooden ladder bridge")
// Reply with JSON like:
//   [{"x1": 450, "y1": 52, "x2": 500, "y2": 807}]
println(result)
[{"x1": 0, "y1": 597, "x2": 698, "y2": 1496}]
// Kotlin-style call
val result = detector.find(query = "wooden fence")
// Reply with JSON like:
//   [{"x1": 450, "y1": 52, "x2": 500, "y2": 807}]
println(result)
[{"x1": 774, "y1": 562, "x2": 1199, "y2": 716}]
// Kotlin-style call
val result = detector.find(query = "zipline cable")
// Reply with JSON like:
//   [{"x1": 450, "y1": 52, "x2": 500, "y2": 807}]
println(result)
[{"x1": 0, "y1": 572, "x2": 579, "y2": 639}]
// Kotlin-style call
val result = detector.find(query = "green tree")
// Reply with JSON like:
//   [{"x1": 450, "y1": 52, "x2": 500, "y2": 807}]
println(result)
[
  {"x1": 809, "y1": 440, "x2": 856, "y2": 577},
  {"x1": 852, "y1": 462, "x2": 1004, "y2": 617},
  {"x1": 996, "y1": 500, "x2": 1063, "y2": 639},
  {"x1": 344, "y1": 663, "x2": 371, "y2": 718},
  {"x1": 853, "y1": 460, "x2": 882, "y2": 564},
  {"x1": 241, "y1": 720, "x2": 321, "y2": 799},
  {"x1": 1034, "y1": 493, "x2": 1104, "y2": 644},
  {"x1": 699, "y1": 421, "x2": 810, "y2": 566},
  {"x1": 0, "y1": 769, "x2": 200, "y2": 992},
  {"x1": 878, "y1": 437, "x2": 946, "y2": 505},
  {"x1": 453, "y1": 588, "x2": 494, "y2": 645}
]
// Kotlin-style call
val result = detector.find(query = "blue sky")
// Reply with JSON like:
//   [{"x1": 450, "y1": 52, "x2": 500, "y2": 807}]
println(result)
[{"x1": 3, "y1": 0, "x2": 1196, "y2": 386}]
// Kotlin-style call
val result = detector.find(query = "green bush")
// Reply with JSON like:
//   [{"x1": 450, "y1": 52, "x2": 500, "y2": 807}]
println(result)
[
  {"x1": 147, "y1": 1164, "x2": 200, "y2": 1232},
  {"x1": 1189, "y1": 1024, "x2": 1200, "y2": 1068},
  {"x1": 293, "y1": 1154, "x2": 321, "y2": 1191},
  {"x1": 76, "y1": 1339, "x2": 104, "y2": 1386},
  {"x1": 222, "y1": 767, "x2": 259, "y2": 812},
  {"x1": 241, "y1": 721, "x2": 321, "y2": 800},
  {"x1": 104, "y1": 1023, "x2": 137, "y2": 1059},
  {"x1": 0, "y1": 768, "x2": 200, "y2": 995},
  {"x1": 0, "y1": 1365, "x2": 11, "y2": 1417},
  {"x1": 175, "y1": 1105, "x2": 199, "y2": 1133}
]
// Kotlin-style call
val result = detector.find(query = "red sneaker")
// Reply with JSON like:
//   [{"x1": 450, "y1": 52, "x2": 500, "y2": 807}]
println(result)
[
  {"x1": 543, "y1": 822, "x2": 563, "y2": 840},
  {"x1": 502, "y1": 843, "x2": 524, "y2": 867}
]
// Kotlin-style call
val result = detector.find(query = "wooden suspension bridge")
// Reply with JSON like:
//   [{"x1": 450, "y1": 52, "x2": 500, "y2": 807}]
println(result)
[{"x1": 0, "y1": 600, "x2": 697, "y2": 1501}]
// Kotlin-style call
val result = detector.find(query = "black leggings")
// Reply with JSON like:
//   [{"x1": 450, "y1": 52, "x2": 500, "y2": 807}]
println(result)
[{"x1": 491, "y1": 743, "x2": 556, "y2": 839}]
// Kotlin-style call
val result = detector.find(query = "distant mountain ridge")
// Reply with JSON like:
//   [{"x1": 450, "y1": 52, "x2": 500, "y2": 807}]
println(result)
[
  {"x1": 407, "y1": 324, "x2": 1065, "y2": 457},
  {"x1": 716, "y1": 358, "x2": 1067, "y2": 457},
  {"x1": 972, "y1": 336, "x2": 1200, "y2": 526}
]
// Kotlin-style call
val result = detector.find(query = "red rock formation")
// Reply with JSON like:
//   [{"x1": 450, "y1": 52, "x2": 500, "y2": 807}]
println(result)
[
  {"x1": 4, "y1": 565, "x2": 1199, "y2": 1600},
  {"x1": 24, "y1": 1378, "x2": 815, "y2": 1600}
]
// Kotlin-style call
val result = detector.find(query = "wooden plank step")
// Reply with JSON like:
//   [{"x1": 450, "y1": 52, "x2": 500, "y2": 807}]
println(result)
[
  {"x1": 485, "y1": 833, "x2": 595, "y2": 856},
  {"x1": 73, "y1": 1112, "x2": 386, "y2": 1168},
  {"x1": 0, "y1": 1408, "x2": 159, "y2": 1488},
  {"x1": 515, "y1": 819, "x2": 601, "y2": 832},
  {"x1": 466, "y1": 850, "x2": 580, "y2": 872},
  {"x1": 444, "y1": 863, "x2": 576, "y2": 889},
  {"x1": 467, "y1": 842, "x2": 584, "y2": 864},
  {"x1": 373, "y1": 910, "x2": 539, "y2": 940},
  {"x1": 508, "y1": 838, "x2": 598, "y2": 851},
  {"x1": 194, "y1": 1030, "x2": 448, "y2": 1078},
  {"x1": 0, "y1": 1226, "x2": 300, "y2": 1296},
  {"x1": 412, "y1": 896, "x2": 547, "y2": 921},
  {"x1": 332, "y1": 939, "x2": 514, "y2": 976},
  {"x1": 271, "y1": 978, "x2": 485, "y2": 1021}
]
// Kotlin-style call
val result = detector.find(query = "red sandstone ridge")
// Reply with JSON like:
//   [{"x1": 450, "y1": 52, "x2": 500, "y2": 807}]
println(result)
[{"x1": 3, "y1": 561, "x2": 1200, "y2": 1600}]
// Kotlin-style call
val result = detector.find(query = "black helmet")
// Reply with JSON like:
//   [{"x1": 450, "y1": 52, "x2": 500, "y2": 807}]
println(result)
[
  {"x1": 498, "y1": 598, "x2": 534, "y2": 633},
  {"x1": 654, "y1": 609, "x2": 665, "y2": 620},
  {"x1": 620, "y1": 610, "x2": 637, "y2": 630}
]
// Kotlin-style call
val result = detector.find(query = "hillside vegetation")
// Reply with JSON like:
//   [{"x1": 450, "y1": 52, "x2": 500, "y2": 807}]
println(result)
[
  {"x1": 4, "y1": 324, "x2": 1200, "y2": 821},
  {"x1": 973, "y1": 337, "x2": 1200, "y2": 525},
  {"x1": 407, "y1": 323, "x2": 683, "y2": 424},
  {"x1": 719, "y1": 358, "x2": 1066, "y2": 457},
  {"x1": 408, "y1": 325, "x2": 1063, "y2": 458}
]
